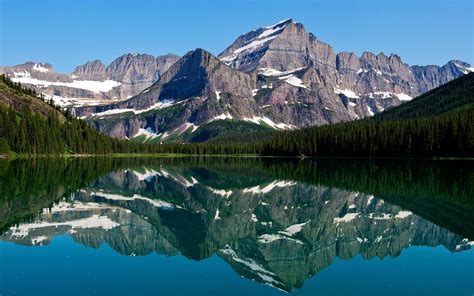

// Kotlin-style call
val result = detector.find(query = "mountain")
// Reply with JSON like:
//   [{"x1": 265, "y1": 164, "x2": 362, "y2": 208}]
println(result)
[
  {"x1": 68, "y1": 19, "x2": 472, "y2": 142},
  {"x1": 75, "y1": 49, "x2": 268, "y2": 140},
  {"x1": 0, "y1": 53, "x2": 180, "y2": 108},
  {"x1": 219, "y1": 18, "x2": 472, "y2": 96}
]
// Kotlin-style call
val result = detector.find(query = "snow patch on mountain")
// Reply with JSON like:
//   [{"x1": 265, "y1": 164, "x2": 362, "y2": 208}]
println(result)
[
  {"x1": 87, "y1": 100, "x2": 178, "y2": 118},
  {"x1": 334, "y1": 88, "x2": 360, "y2": 99},
  {"x1": 258, "y1": 67, "x2": 306, "y2": 77},
  {"x1": 33, "y1": 63, "x2": 49, "y2": 73},
  {"x1": 368, "y1": 91, "x2": 393, "y2": 99},
  {"x1": 367, "y1": 105, "x2": 375, "y2": 116},
  {"x1": 209, "y1": 112, "x2": 234, "y2": 122},
  {"x1": 243, "y1": 116, "x2": 295, "y2": 129},
  {"x1": 395, "y1": 93, "x2": 413, "y2": 101},
  {"x1": 11, "y1": 75, "x2": 121, "y2": 93},
  {"x1": 257, "y1": 67, "x2": 310, "y2": 89},
  {"x1": 279, "y1": 74, "x2": 310, "y2": 89},
  {"x1": 133, "y1": 128, "x2": 160, "y2": 141}
]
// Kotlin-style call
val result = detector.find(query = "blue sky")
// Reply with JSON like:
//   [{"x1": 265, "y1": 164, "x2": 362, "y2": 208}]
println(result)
[{"x1": 1, "y1": 0, "x2": 472, "y2": 72}]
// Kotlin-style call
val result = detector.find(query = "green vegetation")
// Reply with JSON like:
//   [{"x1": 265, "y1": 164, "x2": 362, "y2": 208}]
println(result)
[
  {"x1": 0, "y1": 102, "x2": 140, "y2": 155},
  {"x1": 188, "y1": 120, "x2": 272, "y2": 143},
  {"x1": 259, "y1": 106, "x2": 473, "y2": 157}
]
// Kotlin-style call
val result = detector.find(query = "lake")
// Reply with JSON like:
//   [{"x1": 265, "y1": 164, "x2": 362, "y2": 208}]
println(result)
[{"x1": 0, "y1": 157, "x2": 473, "y2": 295}]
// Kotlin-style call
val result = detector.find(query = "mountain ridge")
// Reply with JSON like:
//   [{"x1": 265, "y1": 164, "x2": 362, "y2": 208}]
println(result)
[
  {"x1": 0, "y1": 53, "x2": 180, "y2": 107},
  {"x1": 1, "y1": 19, "x2": 472, "y2": 142}
]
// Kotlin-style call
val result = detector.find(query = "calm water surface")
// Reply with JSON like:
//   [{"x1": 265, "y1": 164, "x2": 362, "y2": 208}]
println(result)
[{"x1": 0, "y1": 158, "x2": 473, "y2": 295}]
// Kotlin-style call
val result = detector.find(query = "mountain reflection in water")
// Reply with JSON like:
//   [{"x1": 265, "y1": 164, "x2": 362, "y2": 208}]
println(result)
[{"x1": 0, "y1": 158, "x2": 473, "y2": 294}]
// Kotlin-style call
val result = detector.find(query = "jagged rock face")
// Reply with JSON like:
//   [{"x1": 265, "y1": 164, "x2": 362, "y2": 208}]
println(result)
[
  {"x1": 156, "y1": 49, "x2": 255, "y2": 101},
  {"x1": 73, "y1": 60, "x2": 107, "y2": 81},
  {"x1": 107, "y1": 53, "x2": 178, "y2": 84},
  {"x1": 0, "y1": 53, "x2": 180, "y2": 107},
  {"x1": 2, "y1": 165, "x2": 471, "y2": 292},
  {"x1": 104, "y1": 53, "x2": 180, "y2": 99}
]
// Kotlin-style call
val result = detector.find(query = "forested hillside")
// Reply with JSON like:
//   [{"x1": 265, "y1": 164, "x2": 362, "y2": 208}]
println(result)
[
  {"x1": 0, "y1": 75, "x2": 141, "y2": 155},
  {"x1": 375, "y1": 73, "x2": 474, "y2": 120}
]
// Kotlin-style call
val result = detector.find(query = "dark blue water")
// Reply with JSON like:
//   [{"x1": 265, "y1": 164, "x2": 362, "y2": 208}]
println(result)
[
  {"x1": 0, "y1": 158, "x2": 473, "y2": 295},
  {"x1": 1, "y1": 237, "x2": 472, "y2": 296}
]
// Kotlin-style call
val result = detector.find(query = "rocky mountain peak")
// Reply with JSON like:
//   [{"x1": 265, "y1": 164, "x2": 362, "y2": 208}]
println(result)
[
  {"x1": 447, "y1": 60, "x2": 474, "y2": 74},
  {"x1": 149, "y1": 48, "x2": 255, "y2": 102},
  {"x1": 218, "y1": 19, "x2": 297, "y2": 72},
  {"x1": 106, "y1": 53, "x2": 158, "y2": 83},
  {"x1": 73, "y1": 60, "x2": 107, "y2": 81}
]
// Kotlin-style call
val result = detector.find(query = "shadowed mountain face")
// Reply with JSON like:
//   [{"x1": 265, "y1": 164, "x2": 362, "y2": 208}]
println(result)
[{"x1": 1, "y1": 158, "x2": 472, "y2": 293}]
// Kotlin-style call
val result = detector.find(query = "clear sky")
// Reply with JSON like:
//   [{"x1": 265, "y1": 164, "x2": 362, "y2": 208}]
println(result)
[{"x1": 1, "y1": 0, "x2": 472, "y2": 73}]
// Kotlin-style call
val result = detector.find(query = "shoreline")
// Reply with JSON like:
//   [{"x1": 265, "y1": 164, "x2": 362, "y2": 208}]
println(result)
[{"x1": 0, "y1": 153, "x2": 472, "y2": 161}]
